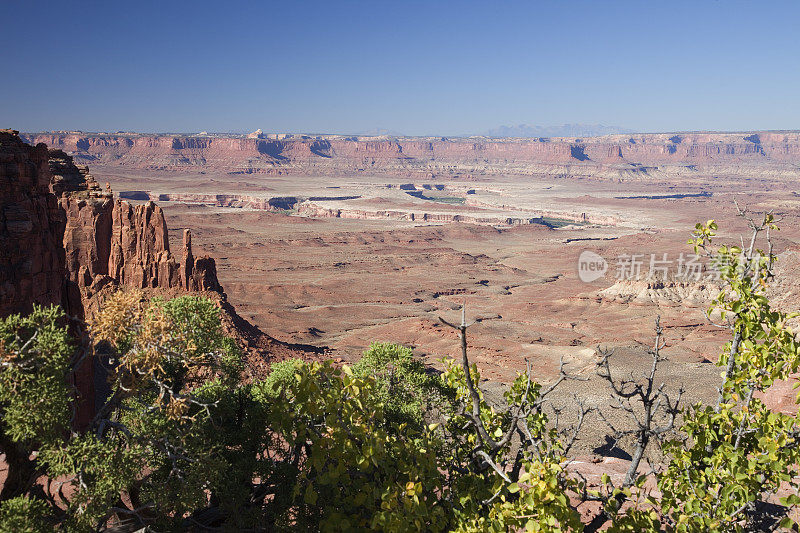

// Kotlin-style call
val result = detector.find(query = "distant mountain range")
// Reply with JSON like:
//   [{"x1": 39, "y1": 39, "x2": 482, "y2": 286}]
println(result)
[
  {"x1": 355, "y1": 128, "x2": 407, "y2": 137},
  {"x1": 484, "y1": 123, "x2": 633, "y2": 138},
  {"x1": 353, "y1": 124, "x2": 633, "y2": 139}
]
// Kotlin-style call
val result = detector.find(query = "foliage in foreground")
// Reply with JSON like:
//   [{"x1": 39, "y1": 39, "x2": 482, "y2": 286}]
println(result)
[{"x1": 0, "y1": 214, "x2": 799, "y2": 531}]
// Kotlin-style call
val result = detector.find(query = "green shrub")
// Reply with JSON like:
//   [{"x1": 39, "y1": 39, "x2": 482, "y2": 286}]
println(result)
[
  {"x1": 0, "y1": 305, "x2": 72, "y2": 446},
  {"x1": 352, "y1": 342, "x2": 455, "y2": 430},
  {"x1": 0, "y1": 497, "x2": 50, "y2": 533},
  {"x1": 258, "y1": 357, "x2": 304, "y2": 400}
]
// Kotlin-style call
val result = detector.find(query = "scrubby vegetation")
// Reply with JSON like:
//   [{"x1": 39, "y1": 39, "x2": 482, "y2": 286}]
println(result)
[{"x1": 1, "y1": 215, "x2": 799, "y2": 532}]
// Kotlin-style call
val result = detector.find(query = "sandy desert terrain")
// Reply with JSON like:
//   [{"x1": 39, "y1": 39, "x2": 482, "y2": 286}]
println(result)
[{"x1": 73, "y1": 147, "x2": 799, "y2": 438}]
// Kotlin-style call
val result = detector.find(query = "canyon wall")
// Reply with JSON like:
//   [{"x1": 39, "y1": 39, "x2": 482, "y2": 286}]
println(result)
[
  {"x1": 0, "y1": 130, "x2": 224, "y2": 426},
  {"x1": 23, "y1": 131, "x2": 800, "y2": 178},
  {"x1": 0, "y1": 130, "x2": 222, "y2": 319},
  {"x1": 0, "y1": 130, "x2": 65, "y2": 317}
]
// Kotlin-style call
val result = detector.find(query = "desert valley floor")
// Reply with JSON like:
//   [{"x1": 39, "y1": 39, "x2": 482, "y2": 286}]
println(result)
[
  {"x1": 18, "y1": 128, "x2": 800, "y2": 453},
  {"x1": 87, "y1": 159, "x2": 800, "y2": 444}
]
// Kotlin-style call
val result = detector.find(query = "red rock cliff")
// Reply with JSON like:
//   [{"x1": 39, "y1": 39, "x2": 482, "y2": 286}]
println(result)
[
  {"x1": 0, "y1": 130, "x2": 225, "y2": 427},
  {"x1": 0, "y1": 130, "x2": 224, "y2": 320},
  {"x1": 23, "y1": 131, "x2": 800, "y2": 178},
  {"x1": 0, "y1": 130, "x2": 65, "y2": 317},
  {"x1": 50, "y1": 149, "x2": 222, "y2": 319}
]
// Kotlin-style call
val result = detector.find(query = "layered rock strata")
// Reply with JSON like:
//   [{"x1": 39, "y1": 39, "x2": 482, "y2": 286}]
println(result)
[{"x1": 23, "y1": 131, "x2": 800, "y2": 179}]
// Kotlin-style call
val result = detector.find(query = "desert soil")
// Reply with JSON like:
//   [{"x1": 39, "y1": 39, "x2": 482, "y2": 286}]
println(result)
[{"x1": 96, "y1": 165, "x2": 800, "y2": 453}]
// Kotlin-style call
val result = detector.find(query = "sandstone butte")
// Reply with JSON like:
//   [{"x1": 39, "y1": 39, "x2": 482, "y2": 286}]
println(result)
[
  {"x1": 22, "y1": 130, "x2": 800, "y2": 178},
  {"x1": 0, "y1": 129, "x2": 314, "y2": 427}
]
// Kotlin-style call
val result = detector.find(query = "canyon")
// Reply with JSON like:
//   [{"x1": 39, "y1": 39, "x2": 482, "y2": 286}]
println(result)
[{"x1": 5, "y1": 128, "x2": 800, "y2": 451}]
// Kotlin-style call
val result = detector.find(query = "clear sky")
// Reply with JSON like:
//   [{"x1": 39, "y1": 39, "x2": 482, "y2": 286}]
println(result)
[{"x1": 2, "y1": 0, "x2": 798, "y2": 135}]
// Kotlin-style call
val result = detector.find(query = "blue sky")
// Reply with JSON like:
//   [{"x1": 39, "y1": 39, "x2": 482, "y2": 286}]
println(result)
[{"x1": 2, "y1": 0, "x2": 798, "y2": 135}]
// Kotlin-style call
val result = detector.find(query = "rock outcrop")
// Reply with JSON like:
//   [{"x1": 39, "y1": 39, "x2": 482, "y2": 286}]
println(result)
[
  {"x1": 0, "y1": 133, "x2": 222, "y2": 320},
  {"x1": 51, "y1": 151, "x2": 221, "y2": 319},
  {"x1": 181, "y1": 228, "x2": 222, "y2": 293},
  {"x1": 597, "y1": 277, "x2": 718, "y2": 307},
  {"x1": 0, "y1": 130, "x2": 257, "y2": 427}
]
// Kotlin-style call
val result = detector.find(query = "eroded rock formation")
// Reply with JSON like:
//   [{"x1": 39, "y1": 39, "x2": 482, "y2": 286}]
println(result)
[
  {"x1": 0, "y1": 130, "x2": 285, "y2": 427},
  {"x1": 52, "y1": 151, "x2": 222, "y2": 319},
  {"x1": 597, "y1": 276, "x2": 717, "y2": 306},
  {"x1": 0, "y1": 130, "x2": 223, "y2": 320},
  {"x1": 23, "y1": 131, "x2": 800, "y2": 179}
]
